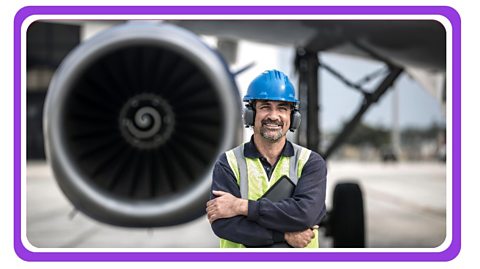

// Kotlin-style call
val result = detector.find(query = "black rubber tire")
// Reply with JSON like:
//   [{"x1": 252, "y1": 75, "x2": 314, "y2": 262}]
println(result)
[{"x1": 330, "y1": 182, "x2": 365, "y2": 247}]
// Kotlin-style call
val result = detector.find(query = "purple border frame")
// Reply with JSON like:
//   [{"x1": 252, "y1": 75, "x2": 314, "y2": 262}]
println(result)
[{"x1": 13, "y1": 6, "x2": 461, "y2": 262}]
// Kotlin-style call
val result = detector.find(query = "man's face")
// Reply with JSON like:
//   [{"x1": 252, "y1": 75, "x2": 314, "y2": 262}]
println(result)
[{"x1": 254, "y1": 100, "x2": 292, "y2": 142}]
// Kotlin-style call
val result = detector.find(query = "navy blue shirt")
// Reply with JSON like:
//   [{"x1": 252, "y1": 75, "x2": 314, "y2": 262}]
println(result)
[{"x1": 210, "y1": 137, "x2": 327, "y2": 247}]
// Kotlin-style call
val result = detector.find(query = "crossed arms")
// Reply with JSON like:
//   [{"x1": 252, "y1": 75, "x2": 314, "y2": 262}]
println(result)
[{"x1": 207, "y1": 152, "x2": 327, "y2": 247}]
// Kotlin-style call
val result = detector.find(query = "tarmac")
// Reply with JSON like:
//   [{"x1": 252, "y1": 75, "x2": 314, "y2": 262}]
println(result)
[{"x1": 26, "y1": 160, "x2": 446, "y2": 248}]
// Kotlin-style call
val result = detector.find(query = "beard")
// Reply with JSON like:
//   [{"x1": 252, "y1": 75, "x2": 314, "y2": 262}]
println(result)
[{"x1": 259, "y1": 119, "x2": 285, "y2": 142}]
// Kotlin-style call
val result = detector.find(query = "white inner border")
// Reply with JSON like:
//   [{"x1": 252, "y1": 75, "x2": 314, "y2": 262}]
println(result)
[{"x1": 20, "y1": 13, "x2": 454, "y2": 254}]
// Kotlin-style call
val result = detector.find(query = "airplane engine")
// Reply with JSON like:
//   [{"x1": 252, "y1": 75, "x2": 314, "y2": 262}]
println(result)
[{"x1": 44, "y1": 22, "x2": 242, "y2": 227}]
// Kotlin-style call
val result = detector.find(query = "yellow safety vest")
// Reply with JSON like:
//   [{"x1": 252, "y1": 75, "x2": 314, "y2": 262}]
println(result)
[{"x1": 220, "y1": 142, "x2": 317, "y2": 248}]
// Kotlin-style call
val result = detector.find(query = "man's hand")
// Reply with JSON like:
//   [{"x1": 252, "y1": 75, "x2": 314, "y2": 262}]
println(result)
[
  {"x1": 206, "y1": 190, "x2": 248, "y2": 223},
  {"x1": 284, "y1": 228, "x2": 316, "y2": 248}
]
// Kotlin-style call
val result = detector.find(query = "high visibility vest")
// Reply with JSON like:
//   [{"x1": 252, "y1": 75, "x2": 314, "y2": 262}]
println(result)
[{"x1": 220, "y1": 142, "x2": 318, "y2": 248}]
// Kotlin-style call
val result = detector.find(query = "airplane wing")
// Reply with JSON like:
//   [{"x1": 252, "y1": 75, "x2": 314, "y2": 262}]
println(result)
[{"x1": 172, "y1": 20, "x2": 445, "y2": 72}]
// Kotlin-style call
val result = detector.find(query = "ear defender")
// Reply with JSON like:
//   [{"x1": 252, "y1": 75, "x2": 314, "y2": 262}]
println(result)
[
  {"x1": 289, "y1": 108, "x2": 301, "y2": 132},
  {"x1": 243, "y1": 104, "x2": 255, "y2": 127}
]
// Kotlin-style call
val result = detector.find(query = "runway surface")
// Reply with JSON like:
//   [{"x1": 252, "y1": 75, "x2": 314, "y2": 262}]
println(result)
[{"x1": 26, "y1": 160, "x2": 446, "y2": 248}]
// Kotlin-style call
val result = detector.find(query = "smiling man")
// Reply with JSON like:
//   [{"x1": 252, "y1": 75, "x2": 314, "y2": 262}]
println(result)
[{"x1": 206, "y1": 70, "x2": 327, "y2": 248}]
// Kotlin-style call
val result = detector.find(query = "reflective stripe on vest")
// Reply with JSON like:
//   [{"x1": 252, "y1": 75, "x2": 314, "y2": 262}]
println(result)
[{"x1": 220, "y1": 142, "x2": 317, "y2": 248}]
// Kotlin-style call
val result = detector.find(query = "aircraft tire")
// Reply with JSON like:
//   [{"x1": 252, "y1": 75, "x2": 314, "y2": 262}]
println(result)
[{"x1": 330, "y1": 182, "x2": 365, "y2": 247}]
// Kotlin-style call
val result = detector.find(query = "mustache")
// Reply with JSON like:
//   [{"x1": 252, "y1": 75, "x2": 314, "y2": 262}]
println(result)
[{"x1": 261, "y1": 119, "x2": 284, "y2": 126}]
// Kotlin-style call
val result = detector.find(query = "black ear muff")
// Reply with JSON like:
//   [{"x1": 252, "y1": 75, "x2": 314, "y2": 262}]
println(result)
[
  {"x1": 243, "y1": 104, "x2": 255, "y2": 127},
  {"x1": 289, "y1": 109, "x2": 301, "y2": 132}
]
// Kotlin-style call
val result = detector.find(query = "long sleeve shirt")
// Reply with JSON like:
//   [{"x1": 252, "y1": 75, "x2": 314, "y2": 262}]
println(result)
[{"x1": 210, "y1": 138, "x2": 327, "y2": 246}]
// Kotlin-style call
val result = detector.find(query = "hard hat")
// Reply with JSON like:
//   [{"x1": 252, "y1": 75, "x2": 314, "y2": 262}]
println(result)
[{"x1": 243, "y1": 70, "x2": 298, "y2": 104}]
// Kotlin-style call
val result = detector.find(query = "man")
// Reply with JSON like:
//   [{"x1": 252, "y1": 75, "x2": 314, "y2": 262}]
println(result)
[{"x1": 206, "y1": 70, "x2": 327, "y2": 248}]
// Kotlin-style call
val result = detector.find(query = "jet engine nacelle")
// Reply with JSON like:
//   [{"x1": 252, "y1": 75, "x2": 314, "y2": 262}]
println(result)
[{"x1": 44, "y1": 22, "x2": 242, "y2": 227}]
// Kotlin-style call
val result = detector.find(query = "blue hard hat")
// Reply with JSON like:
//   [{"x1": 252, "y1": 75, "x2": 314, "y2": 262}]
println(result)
[{"x1": 243, "y1": 70, "x2": 298, "y2": 104}]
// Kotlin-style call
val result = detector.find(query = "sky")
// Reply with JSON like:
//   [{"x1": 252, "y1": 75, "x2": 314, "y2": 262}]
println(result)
[{"x1": 319, "y1": 52, "x2": 446, "y2": 132}]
